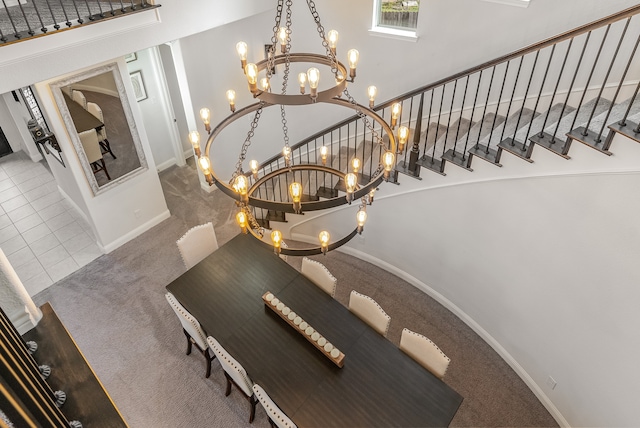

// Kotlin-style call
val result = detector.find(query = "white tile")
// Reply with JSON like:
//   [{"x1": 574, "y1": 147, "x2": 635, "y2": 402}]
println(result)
[
  {"x1": 46, "y1": 257, "x2": 79, "y2": 283},
  {"x1": 10, "y1": 165, "x2": 48, "y2": 185},
  {"x1": 0, "y1": 224, "x2": 19, "y2": 244},
  {"x1": 14, "y1": 260, "x2": 46, "y2": 283},
  {"x1": 72, "y1": 243, "x2": 102, "y2": 267},
  {"x1": 29, "y1": 233, "x2": 61, "y2": 257},
  {"x1": 22, "y1": 271, "x2": 54, "y2": 297},
  {"x1": 14, "y1": 213, "x2": 43, "y2": 234},
  {"x1": 0, "y1": 214, "x2": 12, "y2": 230},
  {"x1": 53, "y1": 221, "x2": 85, "y2": 243},
  {"x1": 37, "y1": 201, "x2": 67, "y2": 222},
  {"x1": 0, "y1": 234, "x2": 27, "y2": 255},
  {"x1": 7, "y1": 204, "x2": 36, "y2": 223},
  {"x1": 23, "y1": 185, "x2": 51, "y2": 203},
  {"x1": 1, "y1": 195, "x2": 29, "y2": 213},
  {"x1": 0, "y1": 186, "x2": 22, "y2": 204},
  {"x1": 0, "y1": 170, "x2": 8, "y2": 181},
  {"x1": 61, "y1": 232, "x2": 94, "y2": 254},
  {"x1": 38, "y1": 244, "x2": 71, "y2": 269},
  {"x1": 16, "y1": 175, "x2": 46, "y2": 194},
  {"x1": 30, "y1": 191, "x2": 64, "y2": 211},
  {"x1": 0, "y1": 178, "x2": 15, "y2": 193},
  {"x1": 45, "y1": 211, "x2": 75, "y2": 232},
  {"x1": 22, "y1": 223, "x2": 52, "y2": 245},
  {"x1": 7, "y1": 246, "x2": 36, "y2": 268}
]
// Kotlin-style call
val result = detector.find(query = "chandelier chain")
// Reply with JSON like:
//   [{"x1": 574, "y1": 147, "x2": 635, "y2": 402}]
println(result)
[
  {"x1": 279, "y1": 0, "x2": 293, "y2": 167},
  {"x1": 231, "y1": 103, "x2": 265, "y2": 182},
  {"x1": 342, "y1": 87, "x2": 385, "y2": 149},
  {"x1": 306, "y1": 0, "x2": 339, "y2": 76},
  {"x1": 266, "y1": 0, "x2": 285, "y2": 78}
]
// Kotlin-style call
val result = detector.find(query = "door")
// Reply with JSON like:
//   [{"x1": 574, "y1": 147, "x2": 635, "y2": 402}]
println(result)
[
  {"x1": 0, "y1": 127, "x2": 14, "y2": 158},
  {"x1": 158, "y1": 44, "x2": 191, "y2": 158}
]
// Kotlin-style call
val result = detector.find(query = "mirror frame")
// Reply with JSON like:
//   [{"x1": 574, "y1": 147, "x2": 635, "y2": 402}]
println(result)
[{"x1": 50, "y1": 62, "x2": 148, "y2": 196}]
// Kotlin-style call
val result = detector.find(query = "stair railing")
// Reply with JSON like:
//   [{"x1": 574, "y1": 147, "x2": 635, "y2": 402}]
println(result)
[
  {"x1": 0, "y1": 0, "x2": 159, "y2": 45},
  {"x1": 247, "y1": 5, "x2": 640, "y2": 226}
]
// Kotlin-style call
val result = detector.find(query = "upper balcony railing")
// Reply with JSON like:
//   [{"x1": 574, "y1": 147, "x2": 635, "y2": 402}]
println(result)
[{"x1": 0, "y1": 0, "x2": 160, "y2": 46}]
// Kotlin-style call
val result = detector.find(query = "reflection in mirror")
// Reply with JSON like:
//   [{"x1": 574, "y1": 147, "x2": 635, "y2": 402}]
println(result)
[{"x1": 50, "y1": 63, "x2": 147, "y2": 195}]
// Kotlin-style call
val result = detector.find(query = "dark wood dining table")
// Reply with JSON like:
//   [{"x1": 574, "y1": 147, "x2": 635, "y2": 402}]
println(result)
[
  {"x1": 63, "y1": 92, "x2": 104, "y2": 133},
  {"x1": 166, "y1": 233, "x2": 463, "y2": 427}
]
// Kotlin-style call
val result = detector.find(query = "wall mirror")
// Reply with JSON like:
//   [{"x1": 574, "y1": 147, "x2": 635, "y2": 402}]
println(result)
[{"x1": 50, "y1": 62, "x2": 148, "y2": 195}]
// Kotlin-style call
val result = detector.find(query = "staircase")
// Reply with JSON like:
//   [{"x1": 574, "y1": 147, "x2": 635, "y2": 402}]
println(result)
[{"x1": 248, "y1": 4, "x2": 640, "y2": 234}]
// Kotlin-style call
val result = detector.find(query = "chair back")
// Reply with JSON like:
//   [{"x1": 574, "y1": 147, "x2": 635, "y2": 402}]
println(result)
[
  {"x1": 72, "y1": 90, "x2": 87, "y2": 109},
  {"x1": 176, "y1": 222, "x2": 219, "y2": 269},
  {"x1": 348, "y1": 290, "x2": 390, "y2": 337},
  {"x1": 87, "y1": 102, "x2": 107, "y2": 140},
  {"x1": 78, "y1": 129, "x2": 102, "y2": 164},
  {"x1": 252, "y1": 384, "x2": 297, "y2": 428},
  {"x1": 207, "y1": 336, "x2": 253, "y2": 397},
  {"x1": 400, "y1": 328, "x2": 450, "y2": 379},
  {"x1": 301, "y1": 257, "x2": 337, "y2": 297},
  {"x1": 165, "y1": 292, "x2": 208, "y2": 350}
]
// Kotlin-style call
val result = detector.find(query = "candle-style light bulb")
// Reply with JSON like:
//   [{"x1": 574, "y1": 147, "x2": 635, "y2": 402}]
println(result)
[
  {"x1": 298, "y1": 72, "x2": 307, "y2": 94},
  {"x1": 249, "y1": 159, "x2": 259, "y2": 179},
  {"x1": 382, "y1": 151, "x2": 396, "y2": 181},
  {"x1": 368, "y1": 188, "x2": 376, "y2": 204},
  {"x1": 320, "y1": 146, "x2": 328, "y2": 165},
  {"x1": 283, "y1": 146, "x2": 292, "y2": 167},
  {"x1": 233, "y1": 175, "x2": 249, "y2": 203},
  {"x1": 278, "y1": 27, "x2": 288, "y2": 53},
  {"x1": 226, "y1": 90, "x2": 236, "y2": 112},
  {"x1": 356, "y1": 208, "x2": 367, "y2": 234},
  {"x1": 236, "y1": 41, "x2": 248, "y2": 70},
  {"x1": 307, "y1": 67, "x2": 320, "y2": 99},
  {"x1": 397, "y1": 126, "x2": 409, "y2": 153},
  {"x1": 198, "y1": 156, "x2": 213, "y2": 185},
  {"x1": 245, "y1": 63, "x2": 258, "y2": 94},
  {"x1": 391, "y1": 102, "x2": 401, "y2": 128},
  {"x1": 351, "y1": 158, "x2": 361, "y2": 174},
  {"x1": 260, "y1": 77, "x2": 270, "y2": 92},
  {"x1": 319, "y1": 231, "x2": 330, "y2": 255},
  {"x1": 327, "y1": 30, "x2": 339, "y2": 54},
  {"x1": 367, "y1": 86, "x2": 377, "y2": 108},
  {"x1": 188, "y1": 131, "x2": 201, "y2": 157},
  {"x1": 236, "y1": 211, "x2": 248, "y2": 234},
  {"x1": 199, "y1": 108, "x2": 211, "y2": 133},
  {"x1": 271, "y1": 230, "x2": 282, "y2": 254},
  {"x1": 345, "y1": 172, "x2": 358, "y2": 204},
  {"x1": 289, "y1": 182, "x2": 302, "y2": 213},
  {"x1": 347, "y1": 49, "x2": 359, "y2": 79}
]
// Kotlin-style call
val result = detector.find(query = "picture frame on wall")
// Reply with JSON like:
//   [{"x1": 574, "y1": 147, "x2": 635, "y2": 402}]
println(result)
[
  {"x1": 124, "y1": 52, "x2": 137, "y2": 63},
  {"x1": 129, "y1": 71, "x2": 147, "y2": 102}
]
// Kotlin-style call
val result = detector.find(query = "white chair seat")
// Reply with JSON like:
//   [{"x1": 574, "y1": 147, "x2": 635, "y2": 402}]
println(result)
[
  {"x1": 400, "y1": 328, "x2": 450, "y2": 379},
  {"x1": 176, "y1": 222, "x2": 218, "y2": 270},
  {"x1": 301, "y1": 257, "x2": 337, "y2": 297},
  {"x1": 348, "y1": 290, "x2": 390, "y2": 337}
]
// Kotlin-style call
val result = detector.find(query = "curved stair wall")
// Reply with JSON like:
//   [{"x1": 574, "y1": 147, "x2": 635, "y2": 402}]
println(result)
[{"x1": 288, "y1": 131, "x2": 640, "y2": 427}]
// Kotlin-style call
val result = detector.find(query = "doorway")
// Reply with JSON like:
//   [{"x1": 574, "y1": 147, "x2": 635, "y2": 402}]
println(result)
[{"x1": 0, "y1": 127, "x2": 14, "y2": 158}]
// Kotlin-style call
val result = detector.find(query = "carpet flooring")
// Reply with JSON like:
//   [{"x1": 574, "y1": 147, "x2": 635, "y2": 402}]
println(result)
[{"x1": 31, "y1": 159, "x2": 558, "y2": 427}]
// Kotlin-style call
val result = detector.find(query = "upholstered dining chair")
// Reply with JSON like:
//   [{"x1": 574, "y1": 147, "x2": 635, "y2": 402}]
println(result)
[
  {"x1": 348, "y1": 290, "x2": 391, "y2": 337},
  {"x1": 78, "y1": 129, "x2": 110, "y2": 180},
  {"x1": 207, "y1": 336, "x2": 257, "y2": 423},
  {"x1": 301, "y1": 257, "x2": 337, "y2": 297},
  {"x1": 87, "y1": 102, "x2": 116, "y2": 159},
  {"x1": 399, "y1": 328, "x2": 451, "y2": 379},
  {"x1": 72, "y1": 89, "x2": 87, "y2": 109},
  {"x1": 252, "y1": 384, "x2": 297, "y2": 428},
  {"x1": 165, "y1": 292, "x2": 215, "y2": 378},
  {"x1": 176, "y1": 222, "x2": 219, "y2": 270}
]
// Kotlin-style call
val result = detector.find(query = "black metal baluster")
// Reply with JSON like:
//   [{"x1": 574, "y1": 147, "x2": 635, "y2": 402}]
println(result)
[
  {"x1": 487, "y1": 61, "x2": 511, "y2": 151},
  {"x1": 402, "y1": 92, "x2": 423, "y2": 177},
  {"x1": 442, "y1": 79, "x2": 457, "y2": 157},
  {"x1": 0, "y1": 25, "x2": 6, "y2": 42},
  {"x1": 404, "y1": 96, "x2": 414, "y2": 162},
  {"x1": 568, "y1": 25, "x2": 610, "y2": 132},
  {"x1": 469, "y1": 70, "x2": 484, "y2": 150},
  {"x1": 499, "y1": 56, "x2": 524, "y2": 144},
  {"x1": 119, "y1": 0, "x2": 126, "y2": 13},
  {"x1": 524, "y1": 45, "x2": 556, "y2": 141},
  {"x1": 83, "y1": 0, "x2": 95, "y2": 20},
  {"x1": 2, "y1": 0, "x2": 21, "y2": 39},
  {"x1": 477, "y1": 66, "x2": 496, "y2": 148},
  {"x1": 58, "y1": 0, "x2": 73, "y2": 27},
  {"x1": 107, "y1": 1, "x2": 116, "y2": 15},
  {"x1": 43, "y1": 0, "x2": 61, "y2": 30},
  {"x1": 508, "y1": 50, "x2": 539, "y2": 150},
  {"x1": 93, "y1": 0, "x2": 105, "y2": 18},
  {"x1": 430, "y1": 85, "x2": 446, "y2": 163},
  {"x1": 421, "y1": 90, "x2": 434, "y2": 157},
  {"x1": 583, "y1": 18, "x2": 632, "y2": 142},
  {"x1": 130, "y1": 0, "x2": 136, "y2": 10},
  {"x1": 538, "y1": 39, "x2": 573, "y2": 137},
  {"x1": 454, "y1": 75, "x2": 470, "y2": 155},
  {"x1": 70, "y1": 0, "x2": 84, "y2": 24},
  {"x1": 17, "y1": 0, "x2": 36, "y2": 35},
  {"x1": 30, "y1": 0, "x2": 48, "y2": 33}
]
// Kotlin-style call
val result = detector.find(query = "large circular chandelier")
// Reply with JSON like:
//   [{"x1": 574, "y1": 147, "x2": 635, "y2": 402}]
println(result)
[{"x1": 190, "y1": 0, "x2": 403, "y2": 257}]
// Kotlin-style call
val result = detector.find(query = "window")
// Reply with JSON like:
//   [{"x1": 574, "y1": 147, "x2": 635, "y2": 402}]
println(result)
[{"x1": 371, "y1": 0, "x2": 420, "y2": 41}]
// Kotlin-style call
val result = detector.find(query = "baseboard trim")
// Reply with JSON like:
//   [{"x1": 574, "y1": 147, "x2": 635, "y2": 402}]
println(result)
[
  {"x1": 100, "y1": 210, "x2": 171, "y2": 253},
  {"x1": 155, "y1": 158, "x2": 177, "y2": 172},
  {"x1": 290, "y1": 231, "x2": 569, "y2": 427}
]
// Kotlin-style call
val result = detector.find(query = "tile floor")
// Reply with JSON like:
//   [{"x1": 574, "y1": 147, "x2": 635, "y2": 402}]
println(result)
[{"x1": 0, "y1": 151, "x2": 102, "y2": 296}]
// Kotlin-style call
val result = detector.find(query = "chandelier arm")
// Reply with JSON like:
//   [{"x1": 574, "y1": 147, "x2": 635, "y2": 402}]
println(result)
[{"x1": 247, "y1": 226, "x2": 359, "y2": 257}]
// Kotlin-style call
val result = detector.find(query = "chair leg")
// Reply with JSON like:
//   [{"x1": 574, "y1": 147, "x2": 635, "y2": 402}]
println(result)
[
  {"x1": 100, "y1": 159, "x2": 111, "y2": 180},
  {"x1": 205, "y1": 348, "x2": 212, "y2": 378},
  {"x1": 268, "y1": 418, "x2": 276, "y2": 428},
  {"x1": 100, "y1": 139, "x2": 116, "y2": 159},
  {"x1": 224, "y1": 372, "x2": 232, "y2": 396},
  {"x1": 183, "y1": 330, "x2": 193, "y2": 355},
  {"x1": 249, "y1": 395, "x2": 257, "y2": 423}
]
